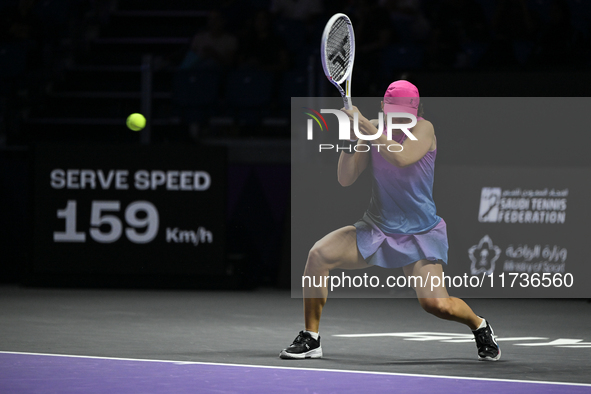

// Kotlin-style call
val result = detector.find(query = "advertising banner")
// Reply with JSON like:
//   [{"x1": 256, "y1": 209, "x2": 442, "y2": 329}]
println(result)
[{"x1": 436, "y1": 165, "x2": 588, "y2": 297}]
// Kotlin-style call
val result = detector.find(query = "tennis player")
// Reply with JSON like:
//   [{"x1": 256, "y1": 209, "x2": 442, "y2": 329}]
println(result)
[{"x1": 280, "y1": 80, "x2": 500, "y2": 361}]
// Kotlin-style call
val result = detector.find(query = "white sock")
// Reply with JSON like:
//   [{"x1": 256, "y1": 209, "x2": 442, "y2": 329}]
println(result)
[
  {"x1": 304, "y1": 330, "x2": 319, "y2": 340},
  {"x1": 473, "y1": 318, "x2": 486, "y2": 331}
]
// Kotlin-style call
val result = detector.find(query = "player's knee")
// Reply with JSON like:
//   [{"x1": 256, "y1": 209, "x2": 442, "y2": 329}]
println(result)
[
  {"x1": 305, "y1": 244, "x2": 330, "y2": 273},
  {"x1": 419, "y1": 298, "x2": 452, "y2": 317}
]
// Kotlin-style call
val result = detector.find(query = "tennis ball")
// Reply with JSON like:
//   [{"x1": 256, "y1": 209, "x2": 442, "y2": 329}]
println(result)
[{"x1": 126, "y1": 113, "x2": 146, "y2": 131}]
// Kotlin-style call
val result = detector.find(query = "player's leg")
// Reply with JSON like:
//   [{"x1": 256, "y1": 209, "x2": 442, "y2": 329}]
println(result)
[
  {"x1": 304, "y1": 225, "x2": 370, "y2": 332},
  {"x1": 402, "y1": 260, "x2": 481, "y2": 328},
  {"x1": 402, "y1": 260, "x2": 501, "y2": 361},
  {"x1": 280, "y1": 225, "x2": 370, "y2": 359}
]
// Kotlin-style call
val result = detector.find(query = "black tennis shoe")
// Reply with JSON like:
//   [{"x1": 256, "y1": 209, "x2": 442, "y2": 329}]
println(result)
[
  {"x1": 279, "y1": 331, "x2": 323, "y2": 359},
  {"x1": 473, "y1": 318, "x2": 501, "y2": 361}
]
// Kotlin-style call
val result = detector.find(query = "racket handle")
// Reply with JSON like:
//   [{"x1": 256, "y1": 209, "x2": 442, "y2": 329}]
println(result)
[
  {"x1": 345, "y1": 76, "x2": 353, "y2": 109},
  {"x1": 344, "y1": 97, "x2": 352, "y2": 110}
]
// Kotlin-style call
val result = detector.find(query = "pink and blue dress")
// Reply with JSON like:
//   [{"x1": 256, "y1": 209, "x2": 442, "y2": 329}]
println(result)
[{"x1": 354, "y1": 118, "x2": 449, "y2": 268}]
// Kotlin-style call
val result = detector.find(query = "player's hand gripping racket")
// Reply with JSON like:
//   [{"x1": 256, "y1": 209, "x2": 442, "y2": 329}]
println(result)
[{"x1": 321, "y1": 13, "x2": 355, "y2": 110}]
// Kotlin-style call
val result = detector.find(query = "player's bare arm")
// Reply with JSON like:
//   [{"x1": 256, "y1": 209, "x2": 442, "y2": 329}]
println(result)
[
  {"x1": 337, "y1": 149, "x2": 369, "y2": 187},
  {"x1": 336, "y1": 120, "x2": 370, "y2": 187}
]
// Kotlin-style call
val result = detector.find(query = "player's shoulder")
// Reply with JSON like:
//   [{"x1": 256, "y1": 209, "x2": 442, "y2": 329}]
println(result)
[
  {"x1": 417, "y1": 118, "x2": 433, "y2": 127},
  {"x1": 415, "y1": 118, "x2": 434, "y2": 134}
]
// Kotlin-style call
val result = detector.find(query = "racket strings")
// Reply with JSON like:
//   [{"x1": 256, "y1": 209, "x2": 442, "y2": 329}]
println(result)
[{"x1": 325, "y1": 18, "x2": 352, "y2": 81}]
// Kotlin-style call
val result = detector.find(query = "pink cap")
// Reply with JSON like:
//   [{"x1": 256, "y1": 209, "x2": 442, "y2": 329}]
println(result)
[{"x1": 383, "y1": 80, "x2": 420, "y2": 117}]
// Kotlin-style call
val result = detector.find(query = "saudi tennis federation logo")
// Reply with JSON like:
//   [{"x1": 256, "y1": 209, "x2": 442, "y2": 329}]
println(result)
[
  {"x1": 303, "y1": 107, "x2": 329, "y2": 139},
  {"x1": 469, "y1": 235, "x2": 501, "y2": 276},
  {"x1": 478, "y1": 187, "x2": 501, "y2": 222}
]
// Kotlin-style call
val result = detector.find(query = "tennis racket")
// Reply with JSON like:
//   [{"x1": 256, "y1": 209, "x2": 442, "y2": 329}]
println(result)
[{"x1": 320, "y1": 13, "x2": 355, "y2": 110}]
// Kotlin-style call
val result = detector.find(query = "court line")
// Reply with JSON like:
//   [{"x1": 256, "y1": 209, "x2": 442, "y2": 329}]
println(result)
[{"x1": 1, "y1": 350, "x2": 590, "y2": 388}]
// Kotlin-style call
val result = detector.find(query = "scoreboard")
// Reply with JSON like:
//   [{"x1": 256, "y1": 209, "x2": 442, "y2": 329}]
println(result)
[{"x1": 31, "y1": 144, "x2": 227, "y2": 279}]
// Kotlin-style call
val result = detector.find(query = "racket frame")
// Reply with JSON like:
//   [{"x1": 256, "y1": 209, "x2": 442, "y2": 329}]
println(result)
[{"x1": 320, "y1": 13, "x2": 355, "y2": 110}]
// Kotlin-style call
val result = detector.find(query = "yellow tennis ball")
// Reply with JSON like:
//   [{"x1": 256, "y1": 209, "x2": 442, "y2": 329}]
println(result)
[{"x1": 126, "y1": 113, "x2": 146, "y2": 131}]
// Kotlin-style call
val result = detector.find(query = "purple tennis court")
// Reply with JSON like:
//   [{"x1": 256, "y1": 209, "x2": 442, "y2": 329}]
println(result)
[
  {"x1": 1, "y1": 288, "x2": 591, "y2": 393},
  {"x1": 1, "y1": 352, "x2": 590, "y2": 394}
]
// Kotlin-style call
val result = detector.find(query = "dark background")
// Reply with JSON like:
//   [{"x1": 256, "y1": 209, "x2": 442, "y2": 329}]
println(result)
[{"x1": 1, "y1": 0, "x2": 591, "y2": 289}]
